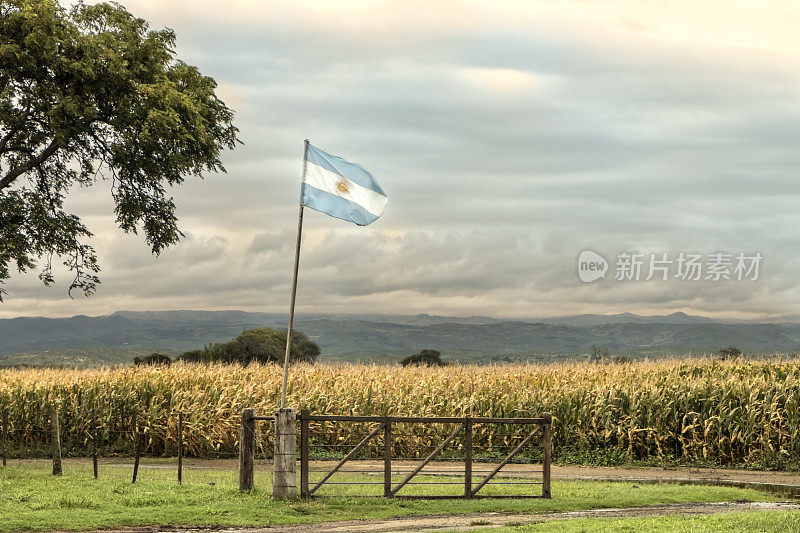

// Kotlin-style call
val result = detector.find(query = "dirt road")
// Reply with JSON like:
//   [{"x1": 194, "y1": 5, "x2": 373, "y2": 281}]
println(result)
[
  {"x1": 259, "y1": 501, "x2": 800, "y2": 532},
  {"x1": 87, "y1": 501, "x2": 800, "y2": 533}
]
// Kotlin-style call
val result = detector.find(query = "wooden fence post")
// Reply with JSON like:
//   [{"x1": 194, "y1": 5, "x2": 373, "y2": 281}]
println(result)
[
  {"x1": 273, "y1": 408, "x2": 297, "y2": 500},
  {"x1": 542, "y1": 412, "x2": 552, "y2": 498},
  {"x1": 132, "y1": 411, "x2": 141, "y2": 484},
  {"x1": 383, "y1": 416, "x2": 392, "y2": 497},
  {"x1": 178, "y1": 411, "x2": 183, "y2": 485},
  {"x1": 464, "y1": 416, "x2": 472, "y2": 497},
  {"x1": 299, "y1": 409, "x2": 309, "y2": 497},
  {"x1": 2, "y1": 407, "x2": 7, "y2": 467},
  {"x1": 50, "y1": 403, "x2": 62, "y2": 476},
  {"x1": 92, "y1": 410, "x2": 98, "y2": 479},
  {"x1": 239, "y1": 408, "x2": 255, "y2": 492}
]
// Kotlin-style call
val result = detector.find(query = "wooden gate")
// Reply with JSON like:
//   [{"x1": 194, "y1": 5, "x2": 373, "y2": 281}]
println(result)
[{"x1": 298, "y1": 412, "x2": 552, "y2": 499}]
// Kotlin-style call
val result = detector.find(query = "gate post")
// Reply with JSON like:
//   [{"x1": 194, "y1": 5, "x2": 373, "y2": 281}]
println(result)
[
  {"x1": 383, "y1": 416, "x2": 392, "y2": 497},
  {"x1": 239, "y1": 408, "x2": 255, "y2": 492},
  {"x1": 273, "y1": 408, "x2": 297, "y2": 500},
  {"x1": 542, "y1": 412, "x2": 552, "y2": 498},
  {"x1": 464, "y1": 416, "x2": 472, "y2": 497},
  {"x1": 299, "y1": 409, "x2": 309, "y2": 497}
]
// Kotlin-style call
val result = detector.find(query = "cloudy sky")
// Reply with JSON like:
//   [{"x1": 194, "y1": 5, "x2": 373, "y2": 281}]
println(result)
[{"x1": 4, "y1": 0, "x2": 800, "y2": 320}]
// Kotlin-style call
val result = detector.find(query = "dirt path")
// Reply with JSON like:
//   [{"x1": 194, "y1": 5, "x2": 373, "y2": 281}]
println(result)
[
  {"x1": 89, "y1": 501, "x2": 800, "y2": 533},
  {"x1": 259, "y1": 501, "x2": 800, "y2": 532}
]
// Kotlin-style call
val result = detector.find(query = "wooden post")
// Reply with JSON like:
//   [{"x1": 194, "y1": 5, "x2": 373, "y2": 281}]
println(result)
[
  {"x1": 50, "y1": 403, "x2": 62, "y2": 476},
  {"x1": 178, "y1": 411, "x2": 184, "y2": 485},
  {"x1": 542, "y1": 412, "x2": 552, "y2": 498},
  {"x1": 92, "y1": 410, "x2": 98, "y2": 479},
  {"x1": 2, "y1": 407, "x2": 7, "y2": 467},
  {"x1": 273, "y1": 408, "x2": 297, "y2": 499},
  {"x1": 239, "y1": 408, "x2": 255, "y2": 492},
  {"x1": 383, "y1": 416, "x2": 392, "y2": 497},
  {"x1": 132, "y1": 412, "x2": 141, "y2": 484},
  {"x1": 464, "y1": 416, "x2": 472, "y2": 497},
  {"x1": 299, "y1": 409, "x2": 309, "y2": 497}
]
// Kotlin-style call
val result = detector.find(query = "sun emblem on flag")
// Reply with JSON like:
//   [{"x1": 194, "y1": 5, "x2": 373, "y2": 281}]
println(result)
[{"x1": 335, "y1": 178, "x2": 350, "y2": 194}]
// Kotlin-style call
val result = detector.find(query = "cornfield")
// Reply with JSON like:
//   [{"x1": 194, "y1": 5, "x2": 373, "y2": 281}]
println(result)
[{"x1": 0, "y1": 358, "x2": 798, "y2": 467}]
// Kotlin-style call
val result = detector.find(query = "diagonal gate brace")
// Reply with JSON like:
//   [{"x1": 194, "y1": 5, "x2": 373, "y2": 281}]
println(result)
[
  {"x1": 391, "y1": 423, "x2": 465, "y2": 496},
  {"x1": 308, "y1": 422, "x2": 385, "y2": 495},
  {"x1": 470, "y1": 424, "x2": 542, "y2": 496}
]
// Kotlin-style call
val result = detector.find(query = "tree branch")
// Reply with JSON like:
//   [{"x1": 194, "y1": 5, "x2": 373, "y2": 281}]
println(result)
[
  {"x1": 0, "y1": 139, "x2": 59, "y2": 190},
  {"x1": 0, "y1": 103, "x2": 32, "y2": 154}
]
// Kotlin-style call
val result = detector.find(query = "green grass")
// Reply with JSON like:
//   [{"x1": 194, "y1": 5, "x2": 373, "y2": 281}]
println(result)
[
  {"x1": 0, "y1": 461, "x2": 777, "y2": 532},
  {"x1": 484, "y1": 510, "x2": 800, "y2": 532}
]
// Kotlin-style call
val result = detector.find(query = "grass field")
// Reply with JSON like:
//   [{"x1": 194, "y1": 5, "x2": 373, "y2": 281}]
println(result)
[
  {"x1": 0, "y1": 461, "x2": 779, "y2": 532},
  {"x1": 482, "y1": 511, "x2": 800, "y2": 532},
  {"x1": 1, "y1": 358, "x2": 799, "y2": 467}
]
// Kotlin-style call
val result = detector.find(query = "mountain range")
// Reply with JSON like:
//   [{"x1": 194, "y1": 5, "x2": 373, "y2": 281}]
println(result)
[{"x1": 1, "y1": 310, "x2": 799, "y2": 367}]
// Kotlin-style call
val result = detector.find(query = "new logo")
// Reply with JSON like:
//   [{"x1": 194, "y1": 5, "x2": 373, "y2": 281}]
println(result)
[{"x1": 578, "y1": 250, "x2": 608, "y2": 283}]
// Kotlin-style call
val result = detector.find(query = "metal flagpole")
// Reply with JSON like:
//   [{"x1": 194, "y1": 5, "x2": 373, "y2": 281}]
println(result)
[{"x1": 280, "y1": 139, "x2": 310, "y2": 408}]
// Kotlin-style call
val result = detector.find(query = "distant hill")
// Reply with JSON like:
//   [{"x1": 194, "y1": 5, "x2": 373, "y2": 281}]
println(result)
[
  {"x1": 1, "y1": 310, "x2": 799, "y2": 367},
  {"x1": 531, "y1": 311, "x2": 716, "y2": 327}
]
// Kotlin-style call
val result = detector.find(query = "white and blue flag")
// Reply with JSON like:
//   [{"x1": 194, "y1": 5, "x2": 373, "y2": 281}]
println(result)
[{"x1": 301, "y1": 144, "x2": 388, "y2": 226}]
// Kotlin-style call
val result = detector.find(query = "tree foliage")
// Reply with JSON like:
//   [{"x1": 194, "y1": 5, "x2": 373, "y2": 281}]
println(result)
[
  {"x1": 0, "y1": 0, "x2": 238, "y2": 299},
  {"x1": 133, "y1": 352, "x2": 171, "y2": 366},
  {"x1": 400, "y1": 349, "x2": 447, "y2": 367},
  {"x1": 178, "y1": 328, "x2": 320, "y2": 365}
]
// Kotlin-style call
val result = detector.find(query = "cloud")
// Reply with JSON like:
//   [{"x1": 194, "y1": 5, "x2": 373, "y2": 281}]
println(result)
[{"x1": 3, "y1": 0, "x2": 800, "y2": 320}]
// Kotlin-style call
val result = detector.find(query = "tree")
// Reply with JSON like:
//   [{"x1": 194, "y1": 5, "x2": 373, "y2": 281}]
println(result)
[
  {"x1": 178, "y1": 328, "x2": 320, "y2": 365},
  {"x1": 401, "y1": 349, "x2": 447, "y2": 367},
  {"x1": 0, "y1": 0, "x2": 238, "y2": 299},
  {"x1": 589, "y1": 344, "x2": 610, "y2": 363}
]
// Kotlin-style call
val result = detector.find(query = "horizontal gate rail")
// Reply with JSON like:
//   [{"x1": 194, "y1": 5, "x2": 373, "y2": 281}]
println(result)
[{"x1": 301, "y1": 414, "x2": 544, "y2": 424}]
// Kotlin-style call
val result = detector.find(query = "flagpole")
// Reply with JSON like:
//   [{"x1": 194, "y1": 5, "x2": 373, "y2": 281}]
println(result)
[{"x1": 280, "y1": 139, "x2": 310, "y2": 409}]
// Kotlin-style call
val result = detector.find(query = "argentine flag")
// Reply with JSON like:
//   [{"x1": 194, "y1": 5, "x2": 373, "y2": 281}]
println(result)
[{"x1": 301, "y1": 144, "x2": 388, "y2": 226}]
